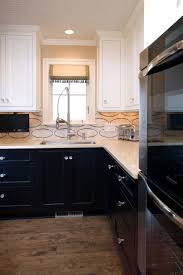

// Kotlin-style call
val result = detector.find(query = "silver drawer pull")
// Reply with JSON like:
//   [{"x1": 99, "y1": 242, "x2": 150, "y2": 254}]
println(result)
[
  {"x1": 0, "y1": 156, "x2": 5, "y2": 161},
  {"x1": 116, "y1": 201, "x2": 126, "y2": 207},
  {"x1": 69, "y1": 156, "x2": 73, "y2": 160},
  {"x1": 64, "y1": 156, "x2": 68, "y2": 160},
  {"x1": 108, "y1": 164, "x2": 114, "y2": 170},
  {"x1": 0, "y1": 173, "x2": 6, "y2": 178},
  {"x1": 117, "y1": 238, "x2": 125, "y2": 245},
  {"x1": 0, "y1": 193, "x2": 5, "y2": 199},
  {"x1": 118, "y1": 175, "x2": 127, "y2": 182}
]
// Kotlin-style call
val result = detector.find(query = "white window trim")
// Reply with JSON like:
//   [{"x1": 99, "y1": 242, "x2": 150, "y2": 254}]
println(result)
[{"x1": 42, "y1": 58, "x2": 96, "y2": 125}]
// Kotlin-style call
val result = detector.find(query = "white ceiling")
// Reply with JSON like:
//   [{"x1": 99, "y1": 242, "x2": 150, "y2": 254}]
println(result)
[{"x1": 0, "y1": 0, "x2": 140, "y2": 40}]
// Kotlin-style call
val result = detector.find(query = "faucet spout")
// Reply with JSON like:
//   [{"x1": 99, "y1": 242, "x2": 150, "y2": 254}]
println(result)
[
  {"x1": 66, "y1": 86, "x2": 71, "y2": 136},
  {"x1": 56, "y1": 84, "x2": 75, "y2": 139}
]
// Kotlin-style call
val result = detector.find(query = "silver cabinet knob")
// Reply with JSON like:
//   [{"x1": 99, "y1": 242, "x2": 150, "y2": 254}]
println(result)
[
  {"x1": 1, "y1": 98, "x2": 5, "y2": 103},
  {"x1": 116, "y1": 201, "x2": 126, "y2": 207},
  {"x1": 104, "y1": 99, "x2": 108, "y2": 104},
  {"x1": 5, "y1": 98, "x2": 9, "y2": 103},
  {"x1": 118, "y1": 175, "x2": 127, "y2": 182},
  {"x1": 108, "y1": 164, "x2": 114, "y2": 170},
  {"x1": 0, "y1": 156, "x2": 5, "y2": 160},
  {"x1": 0, "y1": 193, "x2": 5, "y2": 199},
  {"x1": 117, "y1": 238, "x2": 125, "y2": 245},
  {"x1": 64, "y1": 156, "x2": 68, "y2": 160},
  {"x1": 0, "y1": 173, "x2": 6, "y2": 178},
  {"x1": 69, "y1": 156, "x2": 73, "y2": 160}
]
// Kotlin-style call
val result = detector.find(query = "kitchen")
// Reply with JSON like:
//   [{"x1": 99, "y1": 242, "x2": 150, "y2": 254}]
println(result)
[{"x1": 0, "y1": 0, "x2": 182, "y2": 274}]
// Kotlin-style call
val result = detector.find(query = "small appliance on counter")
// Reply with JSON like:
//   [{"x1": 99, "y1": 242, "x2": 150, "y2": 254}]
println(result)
[
  {"x1": 118, "y1": 124, "x2": 139, "y2": 141},
  {"x1": 0, "y1": 114, "x2": 29, "y2": 132}
]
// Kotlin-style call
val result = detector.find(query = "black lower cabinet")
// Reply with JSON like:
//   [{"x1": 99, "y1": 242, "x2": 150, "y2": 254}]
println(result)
[
  {"x1": 0, "y1": 148, "x2": 138, "y2": 274},
  {"x1": 66, "y1": 149, "x2": 97, "y2": 209},
  {"x1": 39, "y1": 149, "x2": 98, "y2": 212},
  {"x1": 107, "y1": 156, "x2": 138, "y2": 275},
  {"x1": 39, "y1": 150, "x2": 66, "y2": 207},
  {"x1": 114, "y1": 194, "x2": 137, "y2": 275},
  {"x1": 0, "y1": 150, "x2": 40, "y2": 217},
  {"x1": 0, "y1": 148, "x2": 107, "y2": 216}
]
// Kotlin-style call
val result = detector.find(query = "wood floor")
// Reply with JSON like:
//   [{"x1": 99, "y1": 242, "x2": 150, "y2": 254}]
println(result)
[{"x1": 0, "y1": 216, "x2": 124, "y2": 275}]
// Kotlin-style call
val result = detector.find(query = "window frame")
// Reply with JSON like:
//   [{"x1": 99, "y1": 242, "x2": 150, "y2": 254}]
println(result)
[{"x1": 42, "y1": 58, "x2": 96, "y2": 125}]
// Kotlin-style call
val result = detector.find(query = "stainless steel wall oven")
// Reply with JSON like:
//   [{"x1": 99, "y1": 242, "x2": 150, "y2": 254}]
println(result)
[{"x1": 138, "y1": 17, "x2": 183, "y2": 275}]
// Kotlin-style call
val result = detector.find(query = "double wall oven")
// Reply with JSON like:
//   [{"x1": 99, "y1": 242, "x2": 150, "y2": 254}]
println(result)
[{"x1": 138, "y1": 17, "x2": 183, "y2": 274}]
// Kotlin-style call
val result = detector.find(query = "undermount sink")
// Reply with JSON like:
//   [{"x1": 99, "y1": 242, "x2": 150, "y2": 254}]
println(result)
[{"x1": 40, "y1": 140, "x2": 96, "y2": 145}]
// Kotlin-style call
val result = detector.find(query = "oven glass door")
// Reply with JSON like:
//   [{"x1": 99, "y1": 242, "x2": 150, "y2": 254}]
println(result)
[
  {"x1": 147, "y1": 60, "x2": 183, "y2": 143},
  {"x1": 146, "y1": 198, "x2": 183, "y2": 275},
  {"x1": 138, "y1": 174, "x2": 183, "y2": 275},
  {"x1": 146, "y1": 48, "x2": 183, "y2": 201}
]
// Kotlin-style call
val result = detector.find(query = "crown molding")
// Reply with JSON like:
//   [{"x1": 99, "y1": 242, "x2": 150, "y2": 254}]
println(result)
[
  {"x1": 41, "y1": 38, "x2": 97, "y2": 46},
  {"x1": 96, "y1": 31, "x2": 123, "y2": 39}
]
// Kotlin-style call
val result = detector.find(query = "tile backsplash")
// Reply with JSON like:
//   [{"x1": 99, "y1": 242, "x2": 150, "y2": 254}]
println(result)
[{"x1": 0, "y1": 111, "x2": 139, "y2": 140}]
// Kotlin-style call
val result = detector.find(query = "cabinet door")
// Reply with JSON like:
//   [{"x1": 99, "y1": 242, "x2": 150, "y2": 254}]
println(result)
[
  {"x1": 98, "y1": 39, "x2": 123, "y2": 111},
  {"x1": 124, "y1": 1, "x2": 144, "y2": 110},
  {"x1": 39, "y1": 149, "x2": 97, "y2": 210},
  {"x1": 5, "y1": 35, "x2": 33, "y2": 107},
  {"x1": 125, "y1": 30, "x2": 137, "y2": 108},
  {"x1": 124, "y1": 6, "x2": 143, "y2": 110},
  {"x1": 39, "y1": 151, "x2": 67, "y2": 206},
  {"x1": 65, "y1": 150, "x2": 97, "y2": 209}
]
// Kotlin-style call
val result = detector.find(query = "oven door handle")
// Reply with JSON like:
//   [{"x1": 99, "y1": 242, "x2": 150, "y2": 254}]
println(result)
[
  {"x1": 139, "y1": 172, "x2": 183, "y2": 230},
  {"x1": 142, "y1": 40, "x2": 183, "y2": 76}
]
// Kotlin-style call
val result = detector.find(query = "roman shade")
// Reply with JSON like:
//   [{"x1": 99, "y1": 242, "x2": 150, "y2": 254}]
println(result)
[{"x1": 49, "y1": 64, "x2": 89, "y2": 83}]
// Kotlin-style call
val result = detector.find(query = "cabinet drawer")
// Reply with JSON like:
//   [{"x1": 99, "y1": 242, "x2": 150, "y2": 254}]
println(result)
[
  {"x1": 0, "y1": 189, "x2": 33, "y2": 206},
  {"x1": 0, "y1": 166, "x2": 35, "y2": 186},
  {"x1": 114, "y1": 172, "x2": 137, "y2": 205},
  {"x1": 117, "y1": 216, "x2": 134, "y2": 246},
  {"x1": 113, "y1": 186, "x2": 136, "y2": 235},
  {"x1": 116, "y1": 216, "x2": 136, "y2": 271},
  {"x1": 0, "y1": 150, "x2": 30, "y2": 162},
  {"x1": 107, "y1": 157, "x2": 137, "y2": 203}
]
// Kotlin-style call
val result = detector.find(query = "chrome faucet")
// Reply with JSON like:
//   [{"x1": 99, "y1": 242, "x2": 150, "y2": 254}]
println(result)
[{"x1": 56, "y1": 84, "x2": 75, "y2": 139}]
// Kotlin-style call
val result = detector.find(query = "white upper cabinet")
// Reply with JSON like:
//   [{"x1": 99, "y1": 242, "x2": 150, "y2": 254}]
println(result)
[
  {"x1": 125, "y1": 29, "x2": 137, "y2": 109},
  {"x1": 124, "y1": 0, "x2": 144, "y2": 110},
  {"x1": 5, "y1": 35, "x2": 33, "y2": 108},
  {"x1": 97, "y1": 32, "x2": 125, "y2": 111},
  {"x1": 144, "y1": 0, "x2": 183, "y2": 47},
  {"x1": 0, "y1": 25, "x2": 40, "y2": 112}
]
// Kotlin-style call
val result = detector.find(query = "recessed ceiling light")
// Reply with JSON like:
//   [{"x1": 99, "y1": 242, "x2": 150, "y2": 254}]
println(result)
[{"x1": 64, "y1": 29, "x2": 75, "y2": 35}]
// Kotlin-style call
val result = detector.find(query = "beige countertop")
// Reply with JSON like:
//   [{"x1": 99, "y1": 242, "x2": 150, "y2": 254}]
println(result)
[
  {"x1": 0, "y1": 137, "x2": 139, "y2": 179},
  {"x1": 102, "y1": 140, "x2": 139, "y2": 179}
]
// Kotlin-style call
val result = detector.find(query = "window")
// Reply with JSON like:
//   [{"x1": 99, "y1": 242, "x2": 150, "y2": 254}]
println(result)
[
  {"x1": 43, "y1": 59, "x2": 95, "y2": 125},
  {"x1": 52, "y1": 82, "x2": 88, "y2": 122}
]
